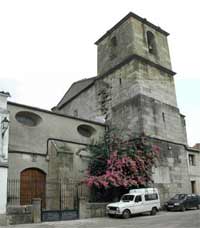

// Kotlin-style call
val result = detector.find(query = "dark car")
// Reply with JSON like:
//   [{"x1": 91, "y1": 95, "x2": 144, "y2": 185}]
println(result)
[{"x1": 164, "y1": 194, "x2": 200, "y2": 211}]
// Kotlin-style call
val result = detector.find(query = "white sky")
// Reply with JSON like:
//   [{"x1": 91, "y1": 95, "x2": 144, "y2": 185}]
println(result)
[{"x1": 0, "y1": 0, "x2": 199, "y2": 146}]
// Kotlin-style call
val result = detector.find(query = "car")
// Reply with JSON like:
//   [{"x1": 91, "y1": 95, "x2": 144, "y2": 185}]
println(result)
[
  {"x1": 106, "y1": 188, "x2": 160, "y2": 219},
  {"x1": 164, "y1": 194, "x2": 200, "y2": 211}
]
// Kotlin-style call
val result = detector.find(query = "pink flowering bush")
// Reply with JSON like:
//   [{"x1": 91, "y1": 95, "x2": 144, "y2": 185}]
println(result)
[{"x1": 84, "y1": 130, "x2": 160, "y2": 201}]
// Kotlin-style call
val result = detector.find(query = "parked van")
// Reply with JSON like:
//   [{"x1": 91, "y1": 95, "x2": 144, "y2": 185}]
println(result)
[{"x1": 106, "y1": 188, "x2": 160, "y2": 218}]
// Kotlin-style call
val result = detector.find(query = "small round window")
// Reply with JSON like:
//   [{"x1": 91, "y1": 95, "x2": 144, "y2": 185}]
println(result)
[
  {"x1": 77, "y1": 124, "x2": 96, "y2": 137},
  {"x1": 15, "y1": 111, "x2": 42, "y2": 127}
]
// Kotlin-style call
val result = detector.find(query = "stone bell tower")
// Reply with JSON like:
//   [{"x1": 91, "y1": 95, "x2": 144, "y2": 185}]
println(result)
[
  {"x1": 95, "y1": 12, "x2": 187, "y2": 145},
  {"x1": 94, "y1": 13, "x2": 190, "y2": 201}
]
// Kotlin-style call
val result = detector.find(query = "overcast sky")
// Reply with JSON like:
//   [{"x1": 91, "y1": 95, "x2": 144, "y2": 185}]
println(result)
[{"x1": 0, "y1": 0, "x2": 199, "y2": 146}]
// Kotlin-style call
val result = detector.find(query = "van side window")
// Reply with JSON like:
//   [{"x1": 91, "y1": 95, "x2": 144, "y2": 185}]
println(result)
[
  {"x1": 135, "y1": 195, "x2": 142, "y2": 202},
  {"x1": 145, "y1": 193, "x2": 158, "y2": 201}
]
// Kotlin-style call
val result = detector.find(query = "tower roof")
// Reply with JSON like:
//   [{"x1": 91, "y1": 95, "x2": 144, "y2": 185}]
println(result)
[{"x1": 95, "y1": 12, "x2": 169, "y2": 45}]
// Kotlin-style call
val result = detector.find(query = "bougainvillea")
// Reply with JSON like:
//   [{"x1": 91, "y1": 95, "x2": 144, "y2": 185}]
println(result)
[{"x1": 84, "y1": 130, "x2": 160, "y2": 192}]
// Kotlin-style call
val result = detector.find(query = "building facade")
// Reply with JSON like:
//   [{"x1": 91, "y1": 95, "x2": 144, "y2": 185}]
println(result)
[
  {"x1": 53, "y1": 12, "x2": 199, "y2": 201},
  {"x1": 0, "y1": 95, "x2": 105, "y2": 225},
  {"x1": 187, "y1": 146, "x2": 200, "y2": 194},
  {"x1": 0, "y1": 92, "x2": 10, "y2": 223}
]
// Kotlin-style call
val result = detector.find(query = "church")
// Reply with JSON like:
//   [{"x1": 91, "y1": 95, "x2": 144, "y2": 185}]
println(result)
[
  {"x1": 53, "y1": 12, "x2": 200, "y2": 200},
  {"x1": 0, "y1": 12, "x2": 200, "y2": 224}
]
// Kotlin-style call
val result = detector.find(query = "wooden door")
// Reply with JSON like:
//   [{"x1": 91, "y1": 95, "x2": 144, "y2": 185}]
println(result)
[{"x1": 20, "y1": 168, "x2": 46, "y2": 208}]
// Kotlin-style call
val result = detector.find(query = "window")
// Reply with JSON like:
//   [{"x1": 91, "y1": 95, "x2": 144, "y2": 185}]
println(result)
[
  {"x1": 145, "y1": 193, "x2": 158, "y2": 201},
  {"x1": 77, "y1": 124, "x2": 96, "y2": 137},
  {"x1": 189, "y1": 154, "x2": 195, "y2": 166},
  {"x1": 191, "y1": 181, "x2": 196, "y2": 194},
  {"x1": 135, "y1": 195, "x2": 142, "y2": 203},
  {"x1": 147, "y1": 31, "x2": 157, "y2": 55},
  {"x1": 162, "y1": 112, "x2": 165, "y2": 122},
  {"x1": 110, "y1": 36, "x2": 117, "y2": 47},
  {"x1": 15, "y1": 111, "x2": 42, "y2": 127},
  {"x1": 110, "y1": 36, "x2": 117, "y2": 59},
  {"x1": 121, "y1": 195, "x2": 134, "y2": 202}
]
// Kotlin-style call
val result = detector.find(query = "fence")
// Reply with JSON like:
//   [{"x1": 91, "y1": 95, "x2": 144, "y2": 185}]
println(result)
[{"x1": 7, "y1": 179, "x2": 89, "y2": 210}]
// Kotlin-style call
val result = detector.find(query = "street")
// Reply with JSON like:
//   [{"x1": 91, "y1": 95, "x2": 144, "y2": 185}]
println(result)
[{"x1": 1, "y1": 210, "x2": 200, "y2": 228}]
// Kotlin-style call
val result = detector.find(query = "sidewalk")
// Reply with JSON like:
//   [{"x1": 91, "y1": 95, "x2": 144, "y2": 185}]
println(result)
[
  {"x1": 1, "y1": 210, "x2": 199, "y2": 228},
  {"x1": 0, "y1": 217, "x2": 104, "y2": 228}
]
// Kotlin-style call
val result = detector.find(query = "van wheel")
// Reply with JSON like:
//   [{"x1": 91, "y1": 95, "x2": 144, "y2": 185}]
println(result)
[
  {"x1": 122, "y1": 209, "x2": 131, "y2": 219},
  {"x1": 196, "y1": 205, "x2": 200, "y2": 210},
  {"x1": 150, "y1": 207, "x2": 157, "y2": 216}
]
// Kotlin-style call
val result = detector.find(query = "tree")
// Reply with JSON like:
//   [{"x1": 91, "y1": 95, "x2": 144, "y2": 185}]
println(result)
[{"x1": 84, "y1": 129, "x2": 160, "y2": 201}]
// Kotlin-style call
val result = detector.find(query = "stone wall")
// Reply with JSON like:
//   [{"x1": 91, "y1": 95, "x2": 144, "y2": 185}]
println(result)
[
  {"x1": 59, "y1": 85, "x2": 98, "y2": 121},
  {"x1": 46, "y1": 141, "x2": 91, "y2": 211},
  {"x1": 6, "y1": 205, "x2": 32, "y2": 225},
  {"x1": 152, "y1": 138, "x2": 191, "y2": 203},
  {"x1": 58, "y1": 58, "x2": 186, "y2": 144},
  {"x1": 6, "y1": 199, "x2": 42, "y2": 225},
  {"x1": 79, "y1": 198, "x2": 107, "y2": 219}
]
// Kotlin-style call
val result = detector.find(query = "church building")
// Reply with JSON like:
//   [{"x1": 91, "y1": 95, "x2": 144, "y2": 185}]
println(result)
[
  {"x1": 0, "y1": 12, "x2": 200, "y2": 224},
  {"x1": 53, "y1": 12, "x2": 200, "y2": 201}
]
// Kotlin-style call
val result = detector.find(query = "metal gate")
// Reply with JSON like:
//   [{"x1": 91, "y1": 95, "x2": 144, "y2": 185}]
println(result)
[
  {"x1": 7, "y1": 178, "x2": 80, "y2": 222},
  {"x1": 41, "y1": 180, "x2": 79, "y2": 222}
]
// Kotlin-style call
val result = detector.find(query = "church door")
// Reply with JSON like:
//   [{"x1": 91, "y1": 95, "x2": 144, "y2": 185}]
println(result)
[{"x1": 20, "y1": 168, "x2": 46, "y2": 208}]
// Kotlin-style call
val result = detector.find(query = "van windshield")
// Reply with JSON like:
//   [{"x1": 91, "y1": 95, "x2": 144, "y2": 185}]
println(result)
[{"x1": 121, "y1": 195, "x2": 134, "y2": 202}]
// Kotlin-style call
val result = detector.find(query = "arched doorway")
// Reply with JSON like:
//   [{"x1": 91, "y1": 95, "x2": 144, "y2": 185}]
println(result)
[{"x1": 20, "y1": 168, "x2": 46, "y2": 208}]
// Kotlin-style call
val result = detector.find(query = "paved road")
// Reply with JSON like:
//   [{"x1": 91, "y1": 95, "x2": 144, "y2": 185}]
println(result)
[{"x1": 1, "y1": 210, "x2": 200, "y2": 228}]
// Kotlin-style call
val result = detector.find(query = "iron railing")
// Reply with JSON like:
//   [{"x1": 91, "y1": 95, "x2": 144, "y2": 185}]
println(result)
[{"x1": 7, "y1": 179, "x2": 89, "y2": 210}]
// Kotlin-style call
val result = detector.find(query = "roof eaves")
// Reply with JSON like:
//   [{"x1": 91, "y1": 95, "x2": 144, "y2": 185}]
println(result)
[{"x1": 95, "y1": 12, "x2": 169, "y2": 45}]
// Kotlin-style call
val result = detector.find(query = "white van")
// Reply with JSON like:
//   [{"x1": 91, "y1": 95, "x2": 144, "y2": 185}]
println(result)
[{"x1": 106, "y1": 188, "x2": 160, "y2": 218}]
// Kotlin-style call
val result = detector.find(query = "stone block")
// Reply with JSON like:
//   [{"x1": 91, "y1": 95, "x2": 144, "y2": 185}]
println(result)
[
  {"x1": 32, "y1": 198, "x2": 41, "y2": 223},
  {"x1": 7, "y1": 205, "x2": 32, "y2": 214},
  {"x1": 0, "y1": 214, "x2": 8, "y2": 226},
  {"x1": 6, "y1": 205, "x2": 32, "y2": 225}
]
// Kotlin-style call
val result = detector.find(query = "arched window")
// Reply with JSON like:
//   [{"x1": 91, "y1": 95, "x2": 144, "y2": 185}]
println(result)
[{"x1": 147, "y1": 31, "x2": 157, "y2": 55}]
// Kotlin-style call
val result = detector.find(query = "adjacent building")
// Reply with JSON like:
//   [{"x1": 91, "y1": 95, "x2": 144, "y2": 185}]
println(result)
[{"x1": 0, "y1": 92, "x2": 10, "y2": 223}]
